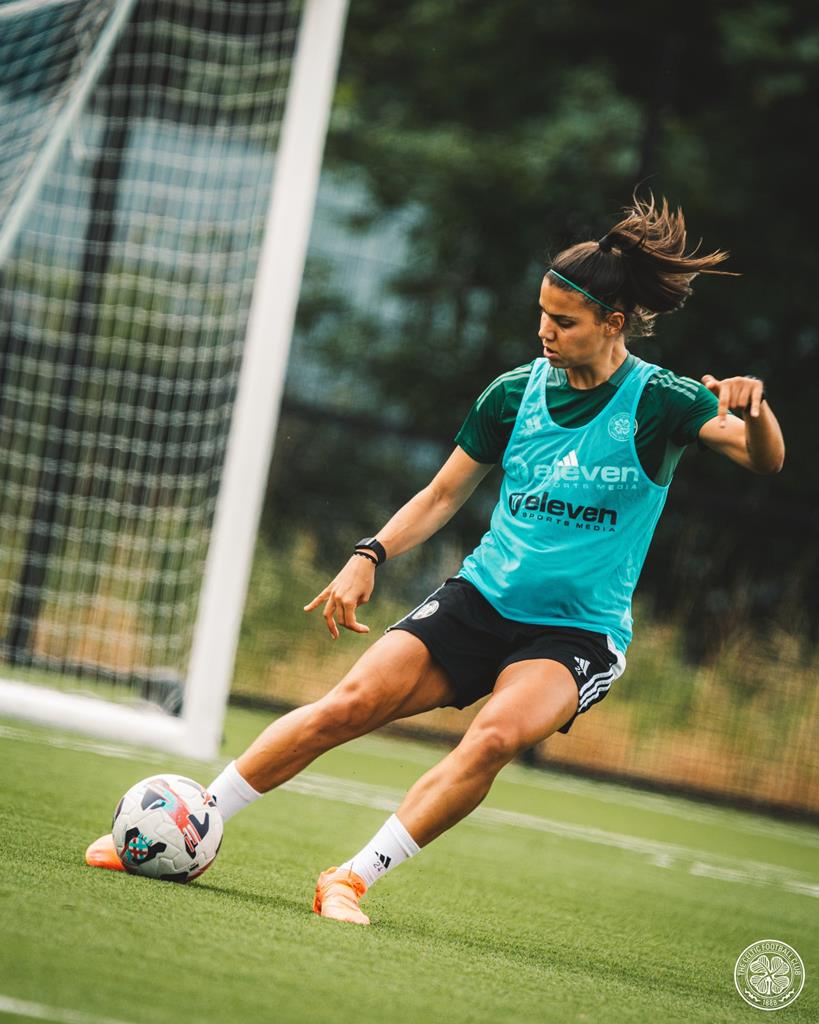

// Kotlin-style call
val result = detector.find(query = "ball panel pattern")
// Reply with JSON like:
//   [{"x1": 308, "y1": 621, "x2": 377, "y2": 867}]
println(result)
[{"x1": 112, "y1": 774, "x2": 224, "y2": 882}]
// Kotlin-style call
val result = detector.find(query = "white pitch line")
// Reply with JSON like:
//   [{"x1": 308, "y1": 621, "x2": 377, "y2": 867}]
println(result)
[
  {"x1": 0, "y1": 995, "x2": 135, "y2": 1024},
  {"x1": 5, "y1": 720, "x2": 818, "y2": 851},
  {"x1": 0, "y1": 723, "x2": 218, "y2": 770},
  {"x1": 2, "y1": 721, "x2": 818, "y2": 899},
  {"x1": 281, "y1": 771, "x2": 819, "y2": 901},
  {"x1": 351, "y1": 733, "x2": 819, "y2": 850}
]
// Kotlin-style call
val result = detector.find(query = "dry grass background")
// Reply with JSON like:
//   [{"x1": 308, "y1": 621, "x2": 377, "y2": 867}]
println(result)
[{"x1": 231, "y1": 538, "x2": 819, "y2": 816}]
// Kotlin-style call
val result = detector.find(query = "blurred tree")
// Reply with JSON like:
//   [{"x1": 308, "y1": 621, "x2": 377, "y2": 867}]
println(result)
[{"x1": 269, "y1": 0, "x2": 819, "y2": 655}]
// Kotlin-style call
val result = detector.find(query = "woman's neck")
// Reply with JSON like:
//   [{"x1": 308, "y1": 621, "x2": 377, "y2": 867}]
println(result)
[{"x1": 564, "y1": 341, "x2": 629, "y2": 390}]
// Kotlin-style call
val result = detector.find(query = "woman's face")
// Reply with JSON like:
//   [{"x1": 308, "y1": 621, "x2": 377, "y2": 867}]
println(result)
[{"x1": 538, "y1": 275, "x2": 623, "y2": 369}]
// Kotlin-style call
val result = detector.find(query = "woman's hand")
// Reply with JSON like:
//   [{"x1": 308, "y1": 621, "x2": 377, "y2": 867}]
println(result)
[
  {"x1": 304, "y1": 555, "x2": 376, "y2": 639},
  {"x1": 699, "y1": 374, "x2": 784, "y2": 473},
  {"x1": 701, "y1": 373, "x2": 765, "y2": 427},
  {"x1": 301, "y1": 448, "x2": 493, "y2": 639}
]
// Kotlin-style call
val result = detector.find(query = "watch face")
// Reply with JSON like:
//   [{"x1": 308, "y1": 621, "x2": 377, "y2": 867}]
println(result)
[{"x1": 354, "y1": 537, "x2": 385, "y2": 563}]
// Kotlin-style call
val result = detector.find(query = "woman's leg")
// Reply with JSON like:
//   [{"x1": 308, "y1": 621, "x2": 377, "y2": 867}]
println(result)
[
  {"x1": 314, "y1": 659, "x2": 578, "y2": 923},
  {"x1": 235, "y1": 630, "x2": 455, "y2": 792},
  {"x1": 87, "y1": 632, "x2": 454, "y2": 873},
  {"x1": 396, "y1": 658, "x2": 578, "y2": 845}
]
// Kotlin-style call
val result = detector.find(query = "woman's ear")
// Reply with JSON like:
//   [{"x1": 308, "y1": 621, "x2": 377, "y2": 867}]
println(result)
[{"x1": 606, "y1": 312, "x2": 625, "y2": 335}]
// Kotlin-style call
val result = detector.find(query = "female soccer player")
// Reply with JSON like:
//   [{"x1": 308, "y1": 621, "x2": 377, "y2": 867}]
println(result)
[{"x1": 87, "y1": 194, "x2": 785, "y2": 925}]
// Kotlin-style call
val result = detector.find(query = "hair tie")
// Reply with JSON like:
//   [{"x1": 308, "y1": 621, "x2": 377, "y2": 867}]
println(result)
[{"x1": 598, "y1": 235, "x2": 613, "y2": 253}]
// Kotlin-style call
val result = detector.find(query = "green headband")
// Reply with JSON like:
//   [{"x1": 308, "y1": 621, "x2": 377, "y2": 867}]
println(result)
[{"x1": 548, "y1": 269, "x2": 617, "y2": 313}]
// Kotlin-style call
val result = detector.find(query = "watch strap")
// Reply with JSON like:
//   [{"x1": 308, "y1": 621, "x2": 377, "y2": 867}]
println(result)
[{"x1": 354, "y1": 537, "x2": 387, "y2": 565}]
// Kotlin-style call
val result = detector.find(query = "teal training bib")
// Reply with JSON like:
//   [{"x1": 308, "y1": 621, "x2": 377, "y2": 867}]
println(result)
[{"x1": 459, "y1": 357, "x2": 669, "y2": 653}]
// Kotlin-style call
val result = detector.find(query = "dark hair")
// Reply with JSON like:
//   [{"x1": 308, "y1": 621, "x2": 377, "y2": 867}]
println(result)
[{"x1": 548, "y1": 191, "x2": 738, "y2": 337}]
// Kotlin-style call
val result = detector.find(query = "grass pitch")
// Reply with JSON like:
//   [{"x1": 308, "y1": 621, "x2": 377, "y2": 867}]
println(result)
[{"x1": 1, "y1": 706, "x2": 817, "y2": 1024}]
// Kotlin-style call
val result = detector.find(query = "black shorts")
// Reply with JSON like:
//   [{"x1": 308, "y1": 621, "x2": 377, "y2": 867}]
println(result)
[{"x1": 387, "y1": 576, "x2": 626, "y2": 734}]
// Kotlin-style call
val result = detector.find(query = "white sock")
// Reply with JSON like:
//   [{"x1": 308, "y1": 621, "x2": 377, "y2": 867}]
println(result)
[
  {"x1": 207, "y1": 760, "x2": 262, "y2": 822},
  {"x1": 340, "y1": 813, "x2": 421, "y2": 889}
]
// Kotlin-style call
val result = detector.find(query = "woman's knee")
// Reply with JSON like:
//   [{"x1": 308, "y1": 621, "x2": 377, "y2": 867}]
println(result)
[
  {"x1": 457, "y1": 722, "x2": 521, "y2": 773},
  {"x1": 311, "y1": 674, "x2": 382, "y2": 740}
]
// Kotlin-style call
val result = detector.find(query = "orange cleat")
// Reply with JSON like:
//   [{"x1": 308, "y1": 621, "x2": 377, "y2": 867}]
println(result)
[
  {"x1": 85, "y1": 833, "x2": 125, "y2": 872},
  {"x1": 312, "y1": 866, "x2": 370, "y2": 925}
]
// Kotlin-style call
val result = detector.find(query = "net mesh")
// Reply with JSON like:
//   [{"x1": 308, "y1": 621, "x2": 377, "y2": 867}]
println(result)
[
  {"x1": 0, "y1": 0, "x2": 115, "y2": 227},
  {"x1": 0, "y1": 0, "x2": 301, "y2": 708}
]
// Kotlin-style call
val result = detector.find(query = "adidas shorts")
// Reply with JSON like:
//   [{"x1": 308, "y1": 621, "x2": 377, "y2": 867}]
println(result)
[{"x1": 387, "y1": 576, "x2": 626, "y2": 734}]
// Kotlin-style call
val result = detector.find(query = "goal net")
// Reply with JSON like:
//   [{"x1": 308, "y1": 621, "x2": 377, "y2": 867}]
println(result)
[{"x1": 0, "y1": 0, "x2": 347, "y2": 757}]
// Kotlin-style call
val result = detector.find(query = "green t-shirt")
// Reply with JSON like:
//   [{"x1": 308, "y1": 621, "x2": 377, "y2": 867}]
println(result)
[{"x1": 454, "y1": 354, "x2": 720, "y2": 485}]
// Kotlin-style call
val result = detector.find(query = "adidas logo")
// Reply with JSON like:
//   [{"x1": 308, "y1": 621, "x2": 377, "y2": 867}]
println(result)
[
  {"x1": 375, "y1": 851, "x2": 391, "y2": 869},
  {"x1": 530, "y1": 449, "x2": 638, "y2": 485},
  {"x1": 573, "y1": 656, "x2": 590, "y2": 677}
]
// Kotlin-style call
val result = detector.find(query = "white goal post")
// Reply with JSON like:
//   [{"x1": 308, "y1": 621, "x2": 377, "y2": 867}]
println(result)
[{"x1": 0, "y1": 0, "x2": 349, "y2": 758}]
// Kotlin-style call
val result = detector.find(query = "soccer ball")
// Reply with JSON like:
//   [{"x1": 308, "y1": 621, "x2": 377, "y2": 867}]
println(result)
[{"x1": 112, "y1": 774, "x2": 223, "y2": 883}]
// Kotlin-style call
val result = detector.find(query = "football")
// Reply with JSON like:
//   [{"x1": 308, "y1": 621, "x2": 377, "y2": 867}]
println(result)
[{"x1": 112, "y1": 774, "x2": 223, "y2": 883}]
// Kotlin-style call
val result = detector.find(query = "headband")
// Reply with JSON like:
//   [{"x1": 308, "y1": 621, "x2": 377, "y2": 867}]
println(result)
[{"x1": 547, "y1": 269, "x2": 618, "y2": 313}]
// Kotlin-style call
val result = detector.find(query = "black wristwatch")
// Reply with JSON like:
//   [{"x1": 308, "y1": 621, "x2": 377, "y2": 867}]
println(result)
[{"x1": 355, "y1": 536, "x2": 387, "y2": 565}]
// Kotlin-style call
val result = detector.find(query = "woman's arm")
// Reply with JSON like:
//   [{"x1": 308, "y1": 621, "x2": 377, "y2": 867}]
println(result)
[
  {"x1": 697, "y1": 374, "x2": 785, "y2": 474},
  {"x1": 304, "y1": 447, "x2": 494, "y2": 638}
]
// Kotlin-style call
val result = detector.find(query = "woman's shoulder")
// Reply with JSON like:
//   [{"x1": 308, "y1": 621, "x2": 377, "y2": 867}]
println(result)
[
  {"x1": 483, "y1": 360, "x2": 536, "y2": 392},
  {"x1": 638, "y1": 363, "x2": 719, "y2": 441},
  {"x1": 456, "y1": 361, "x2": 536, "y2": 463},
  {"x1": 643, "y1": 364, "x2": 705, "y2": 395},
  {"x1": 472, "y1": 360, "x2": 536, "y2": 411},
  {"x1": 642, "y1": 365, "x2": 717, "y2": 410}
]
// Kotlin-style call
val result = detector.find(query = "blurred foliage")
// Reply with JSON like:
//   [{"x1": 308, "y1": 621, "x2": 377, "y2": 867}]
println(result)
[{"x1": 266, "y1": 0, "x2": 819, "y2": 660}]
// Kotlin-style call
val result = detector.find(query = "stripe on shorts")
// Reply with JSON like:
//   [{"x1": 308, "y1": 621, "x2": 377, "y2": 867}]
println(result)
[{"x1": 578, "y1": 639, "x2": 626, "y2": 711}]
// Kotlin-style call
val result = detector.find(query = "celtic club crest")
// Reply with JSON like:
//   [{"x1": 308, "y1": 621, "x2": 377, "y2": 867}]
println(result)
[
  {"x1": 734, "y1": 939, "x2": 805, "y2": 1011},
  {"x1": 607, "y1": 413, "x2": 635, "y2": 442}
]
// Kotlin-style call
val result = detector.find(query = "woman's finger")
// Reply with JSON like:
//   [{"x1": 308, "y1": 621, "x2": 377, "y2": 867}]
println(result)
[
  {"x1": 750, "y1": 381, "x2": 763, "y2": 418},
  {"x1": 304, "y1": 588, "x2": 330, "y2": 612},
  {"x1": 340, "y1": 600, "x2": 369, "y2": 635},
  {"x1": 717, "y1": 381, "x2": 730, "y2": 426},
  {"x1": 322, "y1": 594, "x2": 339, "y2": 640},
  {"x1": 345, "y1": 612, "x2": 370, "y2": 634}
]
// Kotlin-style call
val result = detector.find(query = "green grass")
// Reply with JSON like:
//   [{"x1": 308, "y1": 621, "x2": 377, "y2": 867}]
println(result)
[{"x1": 1, "y1": 707, "x2": 817, "y2": 1024}]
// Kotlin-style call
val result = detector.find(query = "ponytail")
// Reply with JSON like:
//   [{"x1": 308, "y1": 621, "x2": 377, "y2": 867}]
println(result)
[{"x1": 548, "y1": 191, "x2": 738, "y2": 337}]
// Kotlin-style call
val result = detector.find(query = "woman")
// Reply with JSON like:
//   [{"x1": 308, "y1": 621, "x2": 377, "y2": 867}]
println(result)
[{"x1": 87, "y1": 194, "x2": 785, "y2": 925}]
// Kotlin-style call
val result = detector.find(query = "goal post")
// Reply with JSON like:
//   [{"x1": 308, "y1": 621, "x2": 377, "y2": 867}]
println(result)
[
  {"x1": 0, "y1": 0, "x2": 349, "y2": 758},
  {"x1": 182, "y1": 0, "x2": 350, "y2": 758}
]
